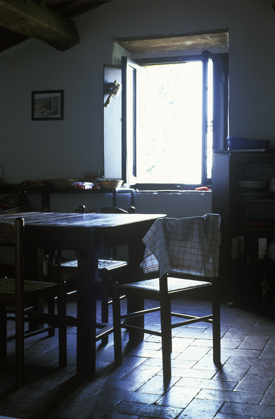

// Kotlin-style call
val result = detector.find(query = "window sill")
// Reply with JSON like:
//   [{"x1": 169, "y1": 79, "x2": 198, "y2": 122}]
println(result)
[
  {"x1": 134, "y1": 189, "x2": 212, "y2": 194},
  {"x1": 128, "y1": 183, "x2": 212, "y2": 192}
]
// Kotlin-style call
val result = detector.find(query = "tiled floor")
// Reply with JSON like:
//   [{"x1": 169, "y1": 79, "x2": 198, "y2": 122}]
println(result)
[{"x1": 1, "y1": 295, "x2": 275, "y2": 419}]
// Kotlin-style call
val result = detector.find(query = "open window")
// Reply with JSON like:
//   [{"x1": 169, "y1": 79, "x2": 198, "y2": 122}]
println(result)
[
  {"x1": 104, "y1": 31, "x2": 228, "y2": 188},
  {"x1": 121, "y1": 52, "x2": 228, "y2": 188}
]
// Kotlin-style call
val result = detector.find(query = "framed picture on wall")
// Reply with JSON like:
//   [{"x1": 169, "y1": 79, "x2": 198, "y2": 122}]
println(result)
[{"x1": 32, "y1": 90, "x2": 64, "y2": 120}]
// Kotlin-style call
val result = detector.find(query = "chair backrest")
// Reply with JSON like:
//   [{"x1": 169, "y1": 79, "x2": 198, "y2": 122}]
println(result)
[
  {"x1": 0, "y1": 219, "x2": 23, "y2": 282},
  {"x1": 76, "y1": 205, "x2": 135, "y2": 214},
  {"x1": 0, "y1": 219, "x2": 25, "y2": 291},
  {"x1": 0, "y1": 222, "x2": 15, "y2": 245},
  {"x1": 89, "y1": 207, "x2": 128, "y2": 214},
  {"x1": 141, "y1": 213, "x2": 221, "y2": 278},
  {"x1": 14, "y1": 218, "x2": 25, "y2": 318}
]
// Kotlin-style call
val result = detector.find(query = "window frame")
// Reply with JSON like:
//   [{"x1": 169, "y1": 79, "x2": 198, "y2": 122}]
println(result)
[{"x1": 122, "y1": 52, "x2": 228, "y2": 190}]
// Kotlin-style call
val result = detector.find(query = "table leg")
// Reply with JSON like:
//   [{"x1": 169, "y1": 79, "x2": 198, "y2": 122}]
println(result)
[
  {"x1": 77, "y1": 250, "x2": 98, "y2": 377},
  {"x1": 127, "y1": 235, "x2": 146, "y2": 343},
  {"x1": 128, "y1": 235, "x2": 145, "y2": 282},
  {"x1": 0, "y1": 302, "x2": 7, "y2": 359},
  {"x1": 26, "y1": 248, "x2": 44, "y2": 333}
]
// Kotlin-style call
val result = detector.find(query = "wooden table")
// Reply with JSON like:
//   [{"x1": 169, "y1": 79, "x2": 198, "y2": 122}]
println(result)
[{"x1": 0, "y1": 212, "x2": 164, "y2": 376}]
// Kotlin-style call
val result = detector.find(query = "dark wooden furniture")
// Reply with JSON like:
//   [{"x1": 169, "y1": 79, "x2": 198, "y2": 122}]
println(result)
[
  {"x1": 0, "y1": 211, "x2": 164, "y2": 377},
  {"x1": 0, "y1": 217, "x2": 67, "y2": 386},
  {"x1": 112, "y1": 214, "x2": 221, "y2": 386},
  {"x1": 212, "y1": 150, "x2": 275, "y2": 311},
  {"x1": 0, "y1": 184, "x2": 135, "y2": 211},
  {"x1": 61, "y1": 206, "x2": 135, "y2": 344}
]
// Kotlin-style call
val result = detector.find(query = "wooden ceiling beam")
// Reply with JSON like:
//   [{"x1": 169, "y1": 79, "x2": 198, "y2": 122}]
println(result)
[
  {"x1": 0, "y1": 0, "x2": 80, "y2": 51},
  {"x1": 41, "y1": 1, "x2": 112, "y2": 18},
  {"x1": 115, "y1": 30, "x2": 229, "y2": 54}
]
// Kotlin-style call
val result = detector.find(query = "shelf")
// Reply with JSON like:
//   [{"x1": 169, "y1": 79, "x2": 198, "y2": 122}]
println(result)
[
  {"x1": 212, "y1": 150, "x2": 275, "y2": 310},
  {"x1": 0, "y1": 185, "x2": 133, "y2": 194},
  {"x1": 237, "y1": 197, "x2": 275, "y2": 202},
  {"x1": 0, "y1": 185, "x2": 135, "y2": 211}
]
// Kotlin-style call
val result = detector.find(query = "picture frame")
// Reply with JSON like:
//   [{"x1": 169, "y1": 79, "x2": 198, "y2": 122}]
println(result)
[{"x1": 32, "y1": 90, "x2": 64, "y2": 120}]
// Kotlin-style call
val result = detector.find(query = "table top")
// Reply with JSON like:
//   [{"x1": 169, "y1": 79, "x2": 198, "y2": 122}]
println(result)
[
  {"x1": 0, "y1": 212, "x2": 165, "y2": 229},
  {"x1": 0, "y1": 212, "x2": 71, "y2": 223},
  {"x1": 0, "y1": 211, "x2": 166, "y2": 376},
  {"x1": 0, "y1": 211, "x2": 166, "y2": 249}
]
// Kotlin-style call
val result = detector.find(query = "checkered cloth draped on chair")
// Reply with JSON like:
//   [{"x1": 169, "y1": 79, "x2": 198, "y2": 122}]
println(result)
[{"x1": 141, "y1": 213, "x2": 221, "y2": 278}]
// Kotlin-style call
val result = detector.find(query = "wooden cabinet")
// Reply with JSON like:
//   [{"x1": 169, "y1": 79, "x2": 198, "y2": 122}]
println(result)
[
  {"x1": 212, "y1": 150, "x2": 275, "y2": 314},
  {"x1": 0, "y1": 186, "x2": 135, "y2": 212}
]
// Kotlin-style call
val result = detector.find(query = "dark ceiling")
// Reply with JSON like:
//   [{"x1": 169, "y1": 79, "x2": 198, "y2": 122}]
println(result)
[{"x1": 0, "y1": 0, "x2": 112, "y2": 54}]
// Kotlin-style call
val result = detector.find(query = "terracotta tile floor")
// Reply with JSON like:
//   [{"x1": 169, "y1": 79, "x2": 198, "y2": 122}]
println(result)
[{"x1": 1, "y1": 295, "x2": 275, "y2": 419}]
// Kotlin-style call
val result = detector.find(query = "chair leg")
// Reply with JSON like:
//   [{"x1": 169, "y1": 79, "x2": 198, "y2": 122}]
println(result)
[
  {"x1": 47, "y1": 251, "x2": 56, "y2": 337},
  {"x1": 47, "y1": 296, "x2": 55, "y2": 337},
  {"x1": 15, "y1": 305, "x2": 25, "y2": 387},
  {"x1": 0, "y1": 302, "x2": 7, "y2": 359},
  {"x1": 160, "y1": 275, "x2": 171, "y2": 386},
  {"x1": 58, "y1": 282, "x2": 67, "y2": 369},
  {"x1": 212, "y1": 278, "x2": 221, "y2": 367},
  {"x1": 101, "y1": 269, "x2": 109, "y2": 345},
  {"x1": 15, "y1": 217, "x2": 25, "y2": 387},
  {"x1": 113, "y1": 282, "x2": 122, "y2": 367},
  {"x1": 127, "y1": 295, "x2": 144, "y2": 345}
]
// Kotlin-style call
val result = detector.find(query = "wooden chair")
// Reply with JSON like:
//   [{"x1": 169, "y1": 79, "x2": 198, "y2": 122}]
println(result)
[
  {"x1": 0, "y1": 218, "x2": 67, "y2": 387},
  {"x1": 61, "y1": 206, "x2": 135, "y2": 343},
  {"x1": 113, "y1": 213, "x2": 221, "y2": 386}
]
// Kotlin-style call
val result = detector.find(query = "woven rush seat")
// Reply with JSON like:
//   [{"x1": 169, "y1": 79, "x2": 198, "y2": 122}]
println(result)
[
  {"x1": 120, "y1": 277, "x2": 212, "y2": 294},
  {"x1": 61, "y1": 258, "x2": 127, "y2": 272},
  {"x1": 0, "y1": 277, "x2": 58, "y2": 297}
]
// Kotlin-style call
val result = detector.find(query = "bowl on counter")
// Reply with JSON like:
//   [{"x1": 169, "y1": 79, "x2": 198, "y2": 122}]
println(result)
[
  {"x1": 96, "y1": 179, "x2": 124, "y2": 189},
  {"x1": 50, "y1": 178, "x2": 82, "y2": 189},
  {"x1": 0, "y1": 195, "x2": 19, "y2": 210},
  {"x1": 227, "y1": 137, "x2": 270, "y2": 150}
]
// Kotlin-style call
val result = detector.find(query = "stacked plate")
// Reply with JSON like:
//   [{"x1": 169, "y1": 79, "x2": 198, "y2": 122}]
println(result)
[{"x1": 238, "y1": 180, "x2": 268, "y2": 197}]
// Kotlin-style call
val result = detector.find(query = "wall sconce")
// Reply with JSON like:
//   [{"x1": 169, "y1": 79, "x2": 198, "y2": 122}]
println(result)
[{"x1": 104, "y1": 80, "x2": 122, "y2": 107}]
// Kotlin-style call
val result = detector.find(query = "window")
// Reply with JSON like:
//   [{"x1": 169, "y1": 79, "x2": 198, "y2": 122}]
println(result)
[
  {"x1": 138, "y1": 60, "x2": 206, "y2": 184},
  {"x1": 122, "y1": 52, "x2": 228, "y2": 188}
]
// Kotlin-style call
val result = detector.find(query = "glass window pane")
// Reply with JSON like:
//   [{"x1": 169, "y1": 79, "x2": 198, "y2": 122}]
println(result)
[
  {"x1": 207, "y1": 59, "x2": 213, "y2": 180},
  {"x1": 137, "y1": 62, "x2": 202, "y2": 184}
]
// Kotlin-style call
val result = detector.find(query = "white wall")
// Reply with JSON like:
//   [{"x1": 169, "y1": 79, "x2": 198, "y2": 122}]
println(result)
[{"x1": 0, "y1": 0, "x2": 275, "y2": 217}]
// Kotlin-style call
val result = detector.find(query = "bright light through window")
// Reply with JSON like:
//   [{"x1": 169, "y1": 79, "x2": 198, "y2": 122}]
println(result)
[
  {"x1": 207, "y1": 59, "x2": 213, "y2": 180},
  {"x1": 137, "y1": 61, "x2": 210, "y2": 184}
]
